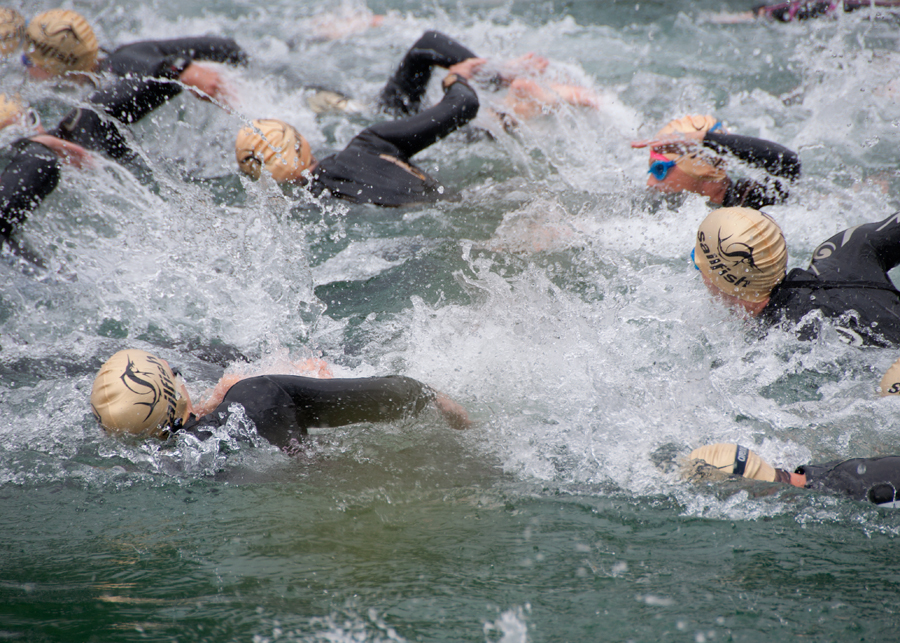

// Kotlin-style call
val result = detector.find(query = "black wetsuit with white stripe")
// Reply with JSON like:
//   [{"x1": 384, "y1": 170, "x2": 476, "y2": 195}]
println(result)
[
  {"x1": 180, "y1": 375, "x2": 435, "y2": 450},
  {"x1": 759, "y1": 212, "x2": 900, "y2": 346}
]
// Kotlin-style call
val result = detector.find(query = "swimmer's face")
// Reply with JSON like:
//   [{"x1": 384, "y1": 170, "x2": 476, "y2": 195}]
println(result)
[
  {"x1": 646, "y1": 162, "x2": 704, "y2": 195},
  {"x1": 699, "y1": 271, "x2": 768, "y2": 317}
]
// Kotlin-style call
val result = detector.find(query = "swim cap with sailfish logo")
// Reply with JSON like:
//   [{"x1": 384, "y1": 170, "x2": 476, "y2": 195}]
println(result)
[
  {"x1": 653, "y1": 114, "x2": 727, "y2": 181},
  {"x1": 235, "y1": 118, "x2": 313, "y2": 183},
  {"x1": 0, "y1": 7, "x2": 25, "y2": 56},
  {"x1": 24, "y1": 9, "x2": 98, "y2": 75},
  {"x1": 90, "y1": 350, "x2": 190, "y2": 438},
  {"x1": 695, "y1": 207, "x2": 787, "y2": 303}
]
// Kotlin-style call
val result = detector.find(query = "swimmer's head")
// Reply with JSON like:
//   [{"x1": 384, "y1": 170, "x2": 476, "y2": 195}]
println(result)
[
  {"x1": 0, "y1": 7, "x2": 25, "y2": 56},
  {"x1": 652, "y1": 114, "x2": 727, "y2": 182},
  {"x1": 695, "y1": 207, "x2": 787, "y2": 305},
  {"x1": 23, "y1": 9, "x2": 99, "y2": 77},
  {"x1": 235, "y1": 118, "x2": 314, "y2": 183},
  {"x1": 90, "y1": 350, "x2": 192, "y2": 439},
  {"x1": 682, "y1": 443, "x2": 776, "y2": 482},
  {"x1": 880, "y1": 358, "x2": 900, "y2": 396}
]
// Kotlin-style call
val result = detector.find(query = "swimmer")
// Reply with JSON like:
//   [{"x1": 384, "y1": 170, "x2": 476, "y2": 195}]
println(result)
[
  {"x1": 632, "y1": 115, "x2": 800, "y2": 209},
  {"x1": 0, "y1": 71, "x2": 214, "y2": 257},
  {"x1": 90, "y1": 349, "x2": 471, "y2": 451},
  {"x1": 681, "y1": 443, "x2": 900, "y2": 507},
  {"x1": 234, "y1": 71, "x2": 478, "y2": 206},
  {"x1": 380, "y1": 31, "x2": 600, "y2": 127},
  {"x1": 754, "y1": 0, "x2": 900, "y2": 21},
  {"x1": 692, "y1": 206, "x2": 900, "y2": 346},
  {"x1": 17, "y1": 9, "x2": 246, "y2": 103},
  {"x1": 0, "y1": 7, "x2": 24, "y2": 56}
]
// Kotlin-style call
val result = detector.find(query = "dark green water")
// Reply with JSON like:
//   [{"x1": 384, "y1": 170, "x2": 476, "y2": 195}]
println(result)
[{"x1": 4, "y1": 0, "x2": 900, "y2": 640}]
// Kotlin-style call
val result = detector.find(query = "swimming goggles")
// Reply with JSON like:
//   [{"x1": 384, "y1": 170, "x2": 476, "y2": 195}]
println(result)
[
  {"x1": 648, "y1": 151, "x2": 676, "y2": 181},
  {"x1": 20, "y1": 53, "x2": 32, "y2": 68},
  {"x1": 690, "y1": 248, "x2": 699, "y2": 271}
]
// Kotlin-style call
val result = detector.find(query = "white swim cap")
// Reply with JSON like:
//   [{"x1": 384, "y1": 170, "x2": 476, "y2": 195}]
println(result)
[
  {"x1": 695, "y1": 207, "x2": 787, "y2": 303},
  {"x1": 235, "y1": 118, "x2": 313, "y2": 183},
  {"x1": 90, "y1": 350, "x2": 190, "y2": 439},
  {"x1": 653, "y1": 114, "x2": 727, "y2": 182},
  {"x1": 24, "y1": 10, "x2": 99, "y2": 75}
]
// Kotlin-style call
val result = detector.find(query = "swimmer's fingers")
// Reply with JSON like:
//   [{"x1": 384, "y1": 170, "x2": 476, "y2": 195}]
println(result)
[
  {"x1": 31, "y1": 134, "x2": 94, "y2": 169},
  {"x1": 631, "y1": 132, "x2": 703, "y2": 151},
  {"x1": 180, "y1": 64, "x2": 233, "y2": 106},
  {"x1": 432, "y1": 391, "x2": 472, "y2": 431},
  {"x1": 513, "y1": 52, "x2": 550, "y2": 74},
  {"x1": 448, "y1": 57, "x2": 487, "y2": 80}
]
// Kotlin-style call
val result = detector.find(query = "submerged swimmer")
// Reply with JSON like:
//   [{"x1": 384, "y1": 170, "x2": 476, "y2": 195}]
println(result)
[
  {"x1": 681, "y1": 442, "x2": 900, "y2": 507},
  {"x1": 693, "y1": 206, "x2": 900, "y2": 346},
  {"x1": 90, "y1": 349, "x2": 471, "y2": 450},
  {"x1": 753, "y1": 0, "x2": 900, "y2": 21},
  {"x1": 632, "y1": 115, "x2": 800, "y2": 209},
  {"x1": 234, "y1": 71, "x2": 479, "y2": 206},
  {"x1": 16, "y1": 9, "x2": 246, "y2": 103}
]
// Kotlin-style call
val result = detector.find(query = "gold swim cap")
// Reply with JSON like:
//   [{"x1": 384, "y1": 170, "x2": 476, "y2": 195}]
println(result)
[
  {"x1": 695, "y1": 207, "x2": 787, "y2": 303},
  {"x1": 25, "y1": 9, "x2": 98, "y2": 75},
  {"x1": 0, "y1": 93, "x2": 23, "y2": 129},
  {"x1": 90, "y1": 350, "x2": 190, "y2": 439},
  {"x1": 685, "y1": 443, "x2": 777, "y2": 482},
  {"x1": 235, "y1": 118, "x2": 313, "y2": 183},
  {"x1": 654, "y1": 114, "x2": 727, "y2": 182},
  {"x1": 880, "y1": 358, "x2": 900, "y2": 396},
  {"x1": 0, "y1": 7, "x2": 25, "y2": 56}
]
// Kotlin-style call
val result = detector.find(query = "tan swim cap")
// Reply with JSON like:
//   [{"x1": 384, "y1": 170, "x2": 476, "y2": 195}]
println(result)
[
  {"x1": 685, "y1": 443, "x2": 777, "y2": 482},
  {"x1": 235, "y1": 119, "x2": 313, "y2": 183},
  {"x1": 880, "y1": 358, "x2": 900, "y2": 396},
  {"x1": 653, "y1": 114, "x2": 727, "y2": 182},
  {"x1": 0, "y1": 93, "x2": 23, "y2": 129},
  {"x1": 90, "y1": 350, "x2": 190, "y2": 439},
  {"x1": 0, "y1": 7, "x2": 25, "y2": 56},
  {"x1": 695, "y1": 207, "x2": 787, "y2": 303},
  {"x1": 24, "y1": 10, "x2": 98, "y2": 75}
]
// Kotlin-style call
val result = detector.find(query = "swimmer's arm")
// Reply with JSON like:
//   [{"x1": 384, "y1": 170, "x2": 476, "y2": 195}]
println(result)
[
  {"x1": 703, "y1": 131, "x2": 801, "y2": 179},
  {"x1": 753, "y1": 1, "x2": 835, "y2": 21},
  {"x1": 0, "y1": 140, "x2": 61, "y2": 238},
  {"x1": 864, "y1": 212, "x2": 900, "y2": 273},
  {"x1": 29, "y1": 135, "x2": 93, "y2": 169},
  {"x1": 274, "y1": 375, "x2": 471, "y2": 430},
  {"x1": 368, "y1": 76, "x2": 479, "y2": 159},
  {"x1": 380, "y1": 31, "x2": 477, "y2": 114}
]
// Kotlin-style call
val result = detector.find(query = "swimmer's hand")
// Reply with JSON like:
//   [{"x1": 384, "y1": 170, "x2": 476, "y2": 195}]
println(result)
[
  {"x1": 448, "y1": 57, "x2": 487, "y2": 80},
  {"x1": 433, "y1": 391, "x2": 472, "y2": 431},
  {"x1": 631, "y1": 129, "x2": 705, "y2": 151},
  {"x1": 180, "y1": 63, "x2": 234, "y2": 106},
  {"x1": 508, "y1": 52, "x2": 550, "y2": 75},
  {"x1": 31, "y1": 134, "x2": 94, "y2": 169}
]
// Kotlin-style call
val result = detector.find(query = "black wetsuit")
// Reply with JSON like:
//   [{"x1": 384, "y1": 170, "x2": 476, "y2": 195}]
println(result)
[
  {"x1": 754, "y1": 0, "x2": 900, "y2": 21},
  {"x1": 791, "y1": 457, "x2": 900, "y2": 506},
  {"x1": 759, "y1": 212, "x2": 900, "y2": 346},
  {"x1": 307, "y1": 77, "x2": 479, "y2": 206},
  {"x1": 180, "y1": 375, "x2": 436, "y2": 450},
  {"x1": 380, "y1": 31, "x2": 477, "y2": 116},
  {"x1": 0, "y1": 37, "x2": 247, "y2": 242},
  {"x1": 703, "y1": 131, "x2": 801, "y2": 209}
]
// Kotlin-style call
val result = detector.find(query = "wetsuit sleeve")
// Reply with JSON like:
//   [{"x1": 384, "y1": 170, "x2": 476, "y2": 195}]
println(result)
[
  {"x1": 810, "y1": 211, "x2": 900, "y2": 276},
  {"x1": 270, "y1": 375, "x2": 436, "y2": 429},
  {"x1": 48, "y1": 77, "x2": 182, "y2": 161},
  {"x1": 798, "y1": 456, "x2": 900, "y2": 504},
  {"x1": 367, "y1": 78, "x2": 479, "y2": 159},
  {"x1": 703, "y1": 131, "x2": 801, "y2": 179},
  {"x1": 0, "y1": 139, "x2": 61, "y2": 238},
  {"x1": 380, "y1": 31, "x2": 477, "y2": 115},
  {"x1": 106, "y1": 37, "x2": 248, "y2": 79}
]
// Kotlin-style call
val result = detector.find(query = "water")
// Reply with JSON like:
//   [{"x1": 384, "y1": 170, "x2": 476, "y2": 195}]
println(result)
[{"x1": 3, "y1": 1, "x2": 900, "y2": 640}]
